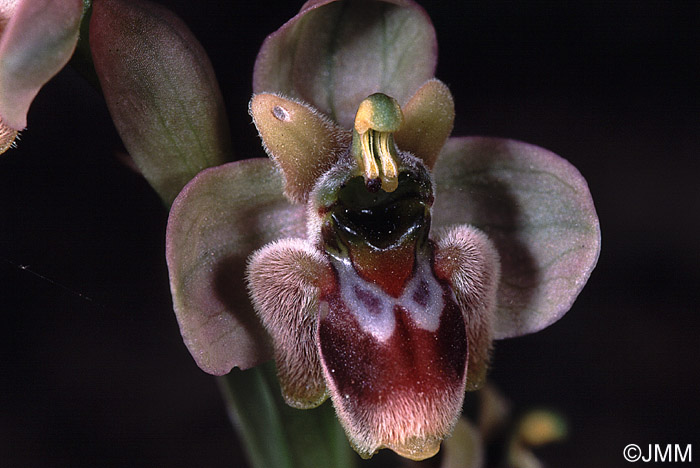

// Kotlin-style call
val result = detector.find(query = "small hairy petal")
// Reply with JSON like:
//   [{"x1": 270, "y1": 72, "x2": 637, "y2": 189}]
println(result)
[
  {"x1": 249, "y1": 93, "x2": 350, "y2": 203},
  {"x1": 433, "y1": 137, "x2": 600, "y2": 338},
  {"x1": 247, "y1": 238, "x2": 331, "y2": 408},
  {"x1": 166, "y1": 159, "x2": 306, "y2": 375},
  {"x1": 0, "y1": 0, "x2": 82, "y2": 131},
  {"x1": 433, "y1": 225, "x2": 501, "y2": 391},
  {"x1": 395, "y1": 79, "x2": 455, "y2": 169},
  {"x1": 254, "y1": 0, "x2": 437, "y2": 128},
  {"x1": 90, "y1": 0, "x2": 231, "y2": 205}
]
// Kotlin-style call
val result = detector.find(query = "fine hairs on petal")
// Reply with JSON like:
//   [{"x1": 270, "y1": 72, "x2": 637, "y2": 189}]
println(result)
[
  {"x1": 0, "y1": 117, "x2": 18, "y2": 154},
  {"x1": 318, "y1": 289, "x2": 469, "y2": 461},
  {"x1": 434, "y1": 224, "x2": 501, "y2": 390},
  {"x1": 247, "y1": 238, "x2": 331, "y2": 408},
  {"x1": 336, "y1": 384, "x2": 466, "y2": 460}
]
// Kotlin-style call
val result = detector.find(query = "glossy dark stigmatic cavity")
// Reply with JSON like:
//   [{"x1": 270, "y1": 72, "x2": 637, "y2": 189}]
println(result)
[
  {"x1": 320, "y1": 164, "x2": 434, "y2": 296},
  {"x1": 327, "y1": 172, "x2": 432, "y2": 249}
]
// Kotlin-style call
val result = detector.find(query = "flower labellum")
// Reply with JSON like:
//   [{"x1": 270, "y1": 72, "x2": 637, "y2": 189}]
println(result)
[{"x1": 248, "y1": 91, "x2": 500, "y2": 460}]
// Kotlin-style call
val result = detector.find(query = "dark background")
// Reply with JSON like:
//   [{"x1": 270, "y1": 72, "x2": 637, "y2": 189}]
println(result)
[{"x1": 1, "y1": 1, "x2": 698, "y2": 466}]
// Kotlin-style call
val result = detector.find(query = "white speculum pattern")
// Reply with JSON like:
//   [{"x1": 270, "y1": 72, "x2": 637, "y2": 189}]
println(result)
[{"x1": 332, "y1": 255, "x2": 444, "y2": 342}]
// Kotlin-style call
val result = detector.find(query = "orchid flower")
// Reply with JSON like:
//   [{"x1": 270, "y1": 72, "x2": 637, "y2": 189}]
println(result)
[
  {"x1": 163, "y1": 0, "x2": 600, "y2": 461},
  {"x1": 0, "y1": 0, "x2": 83, "y2": 154},
  {"x1": 87, "y1": 0, "x2": 600, "y2": 463}
]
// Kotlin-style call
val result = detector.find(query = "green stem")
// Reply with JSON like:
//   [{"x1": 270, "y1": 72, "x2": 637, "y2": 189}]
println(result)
[{"x1": 218, "y1": 362, "x2": 357, "y2": 468}]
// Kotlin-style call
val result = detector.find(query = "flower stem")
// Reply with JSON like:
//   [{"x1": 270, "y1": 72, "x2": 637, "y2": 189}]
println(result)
[{"x1": 218, "y1": 361, "x2": 357, "y2": 468}]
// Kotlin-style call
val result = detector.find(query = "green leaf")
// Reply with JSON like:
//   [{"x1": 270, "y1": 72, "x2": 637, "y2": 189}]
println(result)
[
  {"x1": 166, "y1": 159, "x2": 306, "y2": 374},
  {"x1": 254, "y1": 0, "x2": 437, "y2": 128},
  {"x1": 219, "y1": 362, "x2": 357, "y2": 468},
  {"x1": 432, "y1": 137, "x2": 600, "y2": 338},
  {"x1": 90, "y1": 0, "x2": 232, "y2": 205}
]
